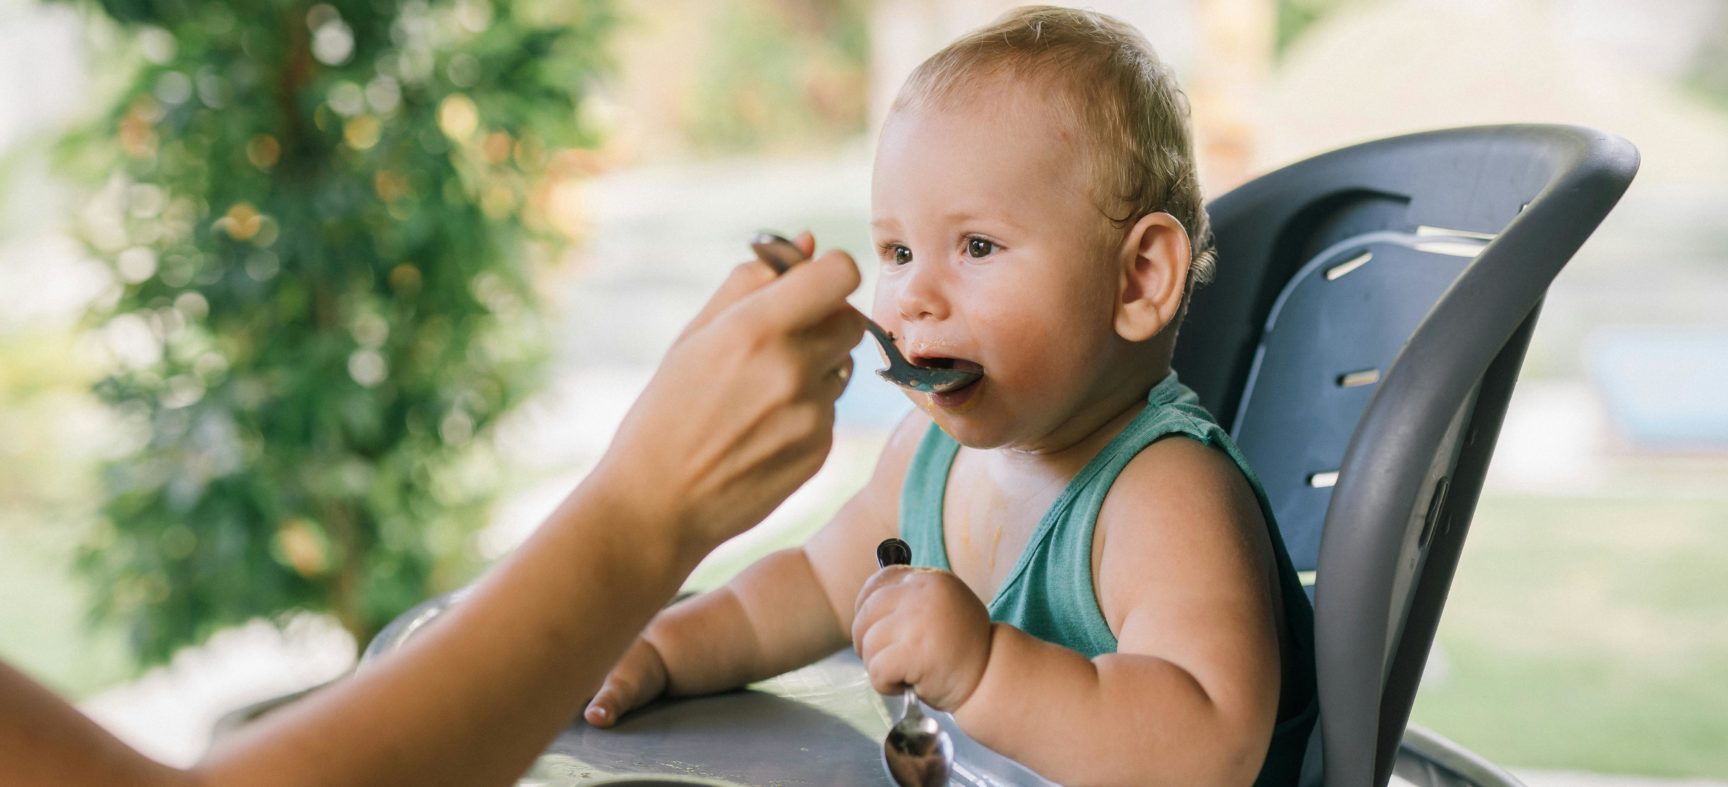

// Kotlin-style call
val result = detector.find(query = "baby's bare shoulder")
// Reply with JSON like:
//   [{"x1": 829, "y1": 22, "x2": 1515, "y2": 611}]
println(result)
[
  {"x1": 1101, "y1": 436, "x2": 1263, "y2": 534},
  {"x1": 1093, "y1": 437, "x2": 1272, "y2": 630},
  {"x1": 824, "y1": 408, "x2": 932, "y2": 519},
  {"x1": 878, "y1": 407, "x2": 935, "y2": 472},
  {"x1": 803, "y1": 408, "x2": 932, "y2": 563}
]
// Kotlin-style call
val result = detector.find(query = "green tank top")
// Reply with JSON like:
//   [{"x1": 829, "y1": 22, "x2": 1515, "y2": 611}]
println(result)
[{"x1": 898, "y1": 373, "x2": 1317, "y2": 785}]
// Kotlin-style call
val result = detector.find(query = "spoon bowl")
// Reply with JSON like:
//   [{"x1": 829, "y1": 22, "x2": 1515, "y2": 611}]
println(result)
[
  {"x1": 884, "y1": 687, "x2": 955, "y2": 787},
  {"x1": 751, "y1": 233, "x2": 982, "y2": 395}
]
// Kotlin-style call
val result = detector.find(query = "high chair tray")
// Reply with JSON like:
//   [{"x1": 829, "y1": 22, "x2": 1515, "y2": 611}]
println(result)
[
  {"x1": 365, "y1": 591, "x2": 1053, "y2": 786},
  {"x1": 518, "y1": 648, "x2": 1051, "y2": 787}
]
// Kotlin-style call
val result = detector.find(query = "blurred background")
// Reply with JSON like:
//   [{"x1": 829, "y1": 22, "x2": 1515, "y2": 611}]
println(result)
[{"x1": 1, "y1": 0, "x2": 1725, "y2": 782}]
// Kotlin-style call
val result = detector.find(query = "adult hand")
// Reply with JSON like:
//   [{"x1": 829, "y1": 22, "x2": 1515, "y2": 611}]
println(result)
[
  {"x1": 0, "y1": 235, "x2": 869, "y2": 787},
  {"x1": 589, "y1": 233, "x2": 865, "y2": 558},
  {"x1": 852, "y1": 567, "x2": 994, "y2": 711}
]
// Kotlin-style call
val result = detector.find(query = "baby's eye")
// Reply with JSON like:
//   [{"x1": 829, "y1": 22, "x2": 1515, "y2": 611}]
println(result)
[
  {"x1": 886, "y1": 244, "x2": 913, "y2": 265},
  {"x1": 966, "y1": 236, "x2": 997, "y2": 258}
]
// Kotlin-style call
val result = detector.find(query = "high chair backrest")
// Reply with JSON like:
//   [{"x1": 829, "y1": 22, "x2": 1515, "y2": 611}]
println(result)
[{"x1": 1172, "y1": 125, "x2": 1638, "y2": 787}]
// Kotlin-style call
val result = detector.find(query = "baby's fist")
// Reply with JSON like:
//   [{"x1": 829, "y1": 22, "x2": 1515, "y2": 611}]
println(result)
[{"x1": 851, "y1": 567, "x2": 993, "y2": 711}]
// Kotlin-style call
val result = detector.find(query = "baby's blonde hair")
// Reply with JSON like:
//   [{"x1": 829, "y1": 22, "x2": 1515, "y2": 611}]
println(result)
[{"x1": 892, "y1": 5, "x2": 1216, "y2": 289}]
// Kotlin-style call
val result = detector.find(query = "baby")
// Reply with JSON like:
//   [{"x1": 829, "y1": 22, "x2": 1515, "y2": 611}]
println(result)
[{"x1": 586, "y1": 6, "x2": 1315, "y2": 784}]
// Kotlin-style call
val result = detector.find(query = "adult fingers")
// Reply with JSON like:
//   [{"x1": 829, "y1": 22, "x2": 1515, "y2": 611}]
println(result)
[
  {"x1": 822, "y1": 354, "x2": 855, "y2": 399},
  {"x1": 677, "y1": 259, "x2": 781, "y2": 343},
  {"x1": 736, "y1": 249, "x2": 862, "y2": 335},
  {"x1": 797, "y1": 309, "x2": 867, "y2": 384},
  {"x1": 672, "y1": 229, "x2": 824, "y2": 343}
]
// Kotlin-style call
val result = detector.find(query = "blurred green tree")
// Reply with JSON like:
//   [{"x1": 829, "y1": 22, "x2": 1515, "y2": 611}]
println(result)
[{"x1": 57, "y1": 0, "x2": 615, "y2": 665}]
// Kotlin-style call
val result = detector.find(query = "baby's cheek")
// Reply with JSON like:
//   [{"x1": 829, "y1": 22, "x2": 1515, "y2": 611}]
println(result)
[
  {"x1": 868, "y1": 280, "x2": 900, "y2": 327},
  {"x1": 980, "y1": 319, "x2": 1051, "y2": 376}
]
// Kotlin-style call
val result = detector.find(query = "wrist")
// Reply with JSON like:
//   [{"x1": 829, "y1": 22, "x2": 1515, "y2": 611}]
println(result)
[
  {"x1": 952, "y1": 622, "x2": 1008, "y2": 718},
  {"x1": 580, "y1": 456, "x2": 715, "y2": 567},
  {"x1": 555, "y1": 468, "x2": 708, "y2": 587}
]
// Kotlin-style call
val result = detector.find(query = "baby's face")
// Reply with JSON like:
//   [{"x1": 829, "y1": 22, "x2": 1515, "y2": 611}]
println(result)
[{"x1": 870, "y1": 88, "x2": 1134, "y2": 451}]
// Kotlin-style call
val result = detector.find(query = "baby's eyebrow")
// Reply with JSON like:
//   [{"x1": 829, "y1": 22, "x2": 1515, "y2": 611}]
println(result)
[{"x1": 872, "y1": 210, "x2": 1016, "y2": 231}]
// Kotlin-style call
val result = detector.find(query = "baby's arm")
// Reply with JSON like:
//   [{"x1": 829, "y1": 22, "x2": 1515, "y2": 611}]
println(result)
[
  {"x1": 854, "y1": 437, "x2": 1284, "y2": 786},
  {"x1": 585, "y1": 410, "x2": 931, "y2": 726}
]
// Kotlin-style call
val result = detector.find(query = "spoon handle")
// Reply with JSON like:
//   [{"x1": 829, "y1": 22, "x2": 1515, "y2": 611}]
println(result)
[
  {"x1": 877, "y1": 537, "x2": 912, "y2": 569},
  {"x1": 750, "y1": 231, "x2": 802, "y2": 274},
  {"x1": 877, "y1": 538, "x2": 925, "y2": 721},
  {"x1": 901, "y1": 685, "x2": 926, "y2": 722}
]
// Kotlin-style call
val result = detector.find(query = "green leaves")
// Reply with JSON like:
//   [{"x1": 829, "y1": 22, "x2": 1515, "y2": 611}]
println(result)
[{"x1": 66, "y1": 0, "x2": 615, "y2": 665}]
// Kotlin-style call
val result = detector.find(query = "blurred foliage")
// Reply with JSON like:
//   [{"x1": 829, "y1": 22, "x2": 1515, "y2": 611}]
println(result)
[
  {"x1": 55, "y1": 0, "x2": 616, "y2": 665},
  {"x1": 1274, "y1": 0, "x2": 1361, "y2": 58},
  {"x1": 0, "y1": 329, "x2": 97, "y2": 513},
  {"x1": 685, "y1": 0, "x2": 869, "y2": 153}
]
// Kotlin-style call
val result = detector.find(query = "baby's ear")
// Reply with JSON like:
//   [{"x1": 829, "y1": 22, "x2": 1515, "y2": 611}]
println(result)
[{"x1": 1114, "y1": 212, "x2": 1192, "y2": 343}]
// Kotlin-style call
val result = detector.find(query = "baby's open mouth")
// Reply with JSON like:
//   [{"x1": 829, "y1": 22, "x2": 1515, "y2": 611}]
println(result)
[
  {"x1": 908, "y1": 354, "x2": 985, "y2": 397},
  {"x1": 910, "y1": 355, "x2": 984, "y2": 375}
]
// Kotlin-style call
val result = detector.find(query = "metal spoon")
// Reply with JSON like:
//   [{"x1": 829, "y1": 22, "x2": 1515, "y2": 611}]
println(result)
[
  {"x1": 750, "y1": 232, "x2": 982, "y2": 394},
  {"x1": 874, "y1": 537, "x2": 955, "y2": 787}
]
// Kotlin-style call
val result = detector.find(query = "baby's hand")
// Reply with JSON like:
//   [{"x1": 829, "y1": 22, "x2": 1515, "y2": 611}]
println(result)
[
  {"x1": 852, "y1": 567, "x2": 992, "y2": 711},
  {"x1": 584, "y1": 637, "x2": 669, "y2": 728}
]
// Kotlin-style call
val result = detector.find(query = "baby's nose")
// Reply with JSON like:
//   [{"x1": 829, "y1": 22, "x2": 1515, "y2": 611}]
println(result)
[{"x1": 894, "y1": 263, "x2": 949, "y2": 322}]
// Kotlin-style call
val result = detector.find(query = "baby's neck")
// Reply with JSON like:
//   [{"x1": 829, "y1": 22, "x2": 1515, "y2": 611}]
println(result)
[{"x1": 994, "y1": 364, "x2": 1170, "y2": 475}]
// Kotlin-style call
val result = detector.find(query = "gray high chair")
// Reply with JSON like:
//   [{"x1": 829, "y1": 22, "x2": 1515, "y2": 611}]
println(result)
[
  {"x1": 1173, "y1": 124, "x2": 1638, "y2": 787},
  {"x1": 361, "y1": 125, "x2": 1637, "y2": 786}
]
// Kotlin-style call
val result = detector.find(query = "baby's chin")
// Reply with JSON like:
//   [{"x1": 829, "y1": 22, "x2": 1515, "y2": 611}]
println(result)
[
  {"x1": 927, "y1": 418, "x2": 1012, "y2": 450},
  {"x1": 919, "y1": 404, "x2": 1020, "y2": 451}
]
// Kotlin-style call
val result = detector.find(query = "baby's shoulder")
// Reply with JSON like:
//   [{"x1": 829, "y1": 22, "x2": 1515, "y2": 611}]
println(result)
[
  {"x1": 1090, "y1": 435, "x2": 1274, "y2": 636},
  {"x1": 1098, "y1": 435, "x2": 1262, "y2": 533},
  {"x1": 878, "y1": 408, "x2": 935, "y2": 471},
  {"x1": 850, "y1": 408, "x2": 936, "y2": 502}
]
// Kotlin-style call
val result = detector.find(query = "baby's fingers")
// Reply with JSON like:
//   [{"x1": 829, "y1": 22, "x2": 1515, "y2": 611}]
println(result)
[
  {"x1": 861, "y1": 636, "x2": 916, "y2": 696},
  {"x1": 584, "y1": 671, "x2": 649, "y2": 728},
  {"x1": 583, "y1": 642, "x2": 667, "y2": 728},
  {"x1": 854, "y1": 565, "x2": 918, "y2": 620}
]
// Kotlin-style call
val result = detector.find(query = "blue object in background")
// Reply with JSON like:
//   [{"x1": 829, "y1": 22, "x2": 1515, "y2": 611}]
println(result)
[{"x1": 1587, "y1": 329, "x2": 1728, "y2": 450}]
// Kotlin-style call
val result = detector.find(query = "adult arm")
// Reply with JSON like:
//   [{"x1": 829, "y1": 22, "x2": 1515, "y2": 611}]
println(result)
[
  {"x1": 585, "y1": 409, "x2": 932, "y2": 724},
  {"x1": 0, "y1": 248, "x2": 864, "y2": 787}
]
